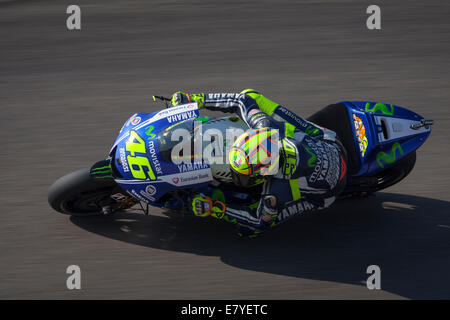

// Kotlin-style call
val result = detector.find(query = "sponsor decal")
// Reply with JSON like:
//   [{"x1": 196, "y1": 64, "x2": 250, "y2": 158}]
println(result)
[
  {"x1": 131, "y1": 116, "x2": 141, "y2": 125},
  {"x1": 167, "y1": 110, "x2": 197, "y2": 124},
  {"x1": 160, "y1": 169, "x2": 212, "y2": 187},
  {"x1": 177, "y1": 102, "x2": 198, "y2": 111},
  {"x1": 179, "y1": 172, "x2": 210, "y2": 183},
  {"x1": 376, "y1": 142, "x2": 404, "y2": 168},
  {"x1": 280, "y1": 138, "x2": 298, "y2": 178},
  {"x1": 148, "y1": 140, "x2": 163, "y2": 175},
  {"x1": 140, "y1": 188, "x2": 156, "y2": 202},
  {"x1": 131, "y1": 103, "x2": 198, "y2": 130},
  {"x1": 306, "y1": 138, "x2": 340, "y2": 189},
  {"x1": 305, "y1": 139, "x2": 326, "y2": 183},
  {"x1": 177, "y1": 160, "x2": 209, "y2": 173},
  {"x1": 329, "y1": 146, "x2": 340, "y2": 187},
  {"x1": 129, "y1": 189, "x2": 148, "y2": 203},
  {"x1": 352, "y1": 114, "x2": 369, "y2": 158},
  {"x1": 145, "y1": 185, "x2": 156, "y2": 196},
  {"x1": 207, "y1": 93, "x2": 243, "y2": 100},
  {"x1": 145, "y1": 125, "x2": 156, "y2": 139},
  {"x1": 365, "y1": 102, "x2": 394, "y2": 116},
  {"x1": 277, "y1": 106, "x2": 308, "y2": 128},
  {"x1": 304, "y1": 147, "x2": 317, "y2": 168},
  {"x1": 278, "y1": 200, "x2": 314, "y2": 221},
  {"x1": 111, "y1": 193, "x2": 127, "y2": 202},
  {"x1": 119, "y1": 147, "x2": 130, "y2": 172}
]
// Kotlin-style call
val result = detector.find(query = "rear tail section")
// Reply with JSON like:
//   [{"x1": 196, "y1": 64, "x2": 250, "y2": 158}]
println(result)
[
  {"x1": 343, "y1": 101, "x2": 432, "y2": 177},
  {"x1": 308, "y1": 101, "x2": 433, "y2": 195}
]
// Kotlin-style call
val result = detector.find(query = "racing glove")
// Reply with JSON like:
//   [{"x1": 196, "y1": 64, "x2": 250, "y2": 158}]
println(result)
[
  {"x1": 171, "y1": 91, "x2": 205, "y2": 108},
  {"x1": 191, "y1": 194, "x2": 226, "y2": 219}
]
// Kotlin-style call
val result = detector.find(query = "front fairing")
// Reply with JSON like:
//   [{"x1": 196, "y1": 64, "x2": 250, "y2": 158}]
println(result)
[{"x1": 109, "y1": 103, "x2": 213, "y2": 205}]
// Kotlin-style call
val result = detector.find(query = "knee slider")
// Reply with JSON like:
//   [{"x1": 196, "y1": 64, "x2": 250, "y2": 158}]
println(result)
[
  {"x1": 262, "y1": 195, "x2": 278, "y2": 218},
  {"x1": 263, "y1": 194, "x2": 278, "y2": 209}
]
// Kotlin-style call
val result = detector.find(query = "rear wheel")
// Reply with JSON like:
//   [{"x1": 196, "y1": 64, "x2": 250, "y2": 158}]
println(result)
[
  {"x1": 342, "y1": 151, "x2": 417, "y2": 197},
  {"x1": 48, "y1": 168, "x2": 118, "y2": 216}
]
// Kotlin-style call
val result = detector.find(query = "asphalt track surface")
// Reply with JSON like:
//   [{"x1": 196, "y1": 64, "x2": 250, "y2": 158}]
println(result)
[{"x1": 1, "y1": 0, "x2": 450, "y2": 299}]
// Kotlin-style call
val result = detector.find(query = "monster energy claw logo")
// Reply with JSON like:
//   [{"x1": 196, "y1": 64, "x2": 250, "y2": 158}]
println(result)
[
  {"x1": 376, "y1": 142, "x2": 404, "y2": 168},
  {"x1": 365, "y1": 102, "x2": 394, "y2": 116},
  {"x1": 91, "y1": 165, "x2": 113, "y2": 178}
]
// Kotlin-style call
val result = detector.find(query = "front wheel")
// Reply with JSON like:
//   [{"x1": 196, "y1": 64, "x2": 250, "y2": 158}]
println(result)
[{"x1": 48, "y1": 168, "x2": 118, "y2": 216}]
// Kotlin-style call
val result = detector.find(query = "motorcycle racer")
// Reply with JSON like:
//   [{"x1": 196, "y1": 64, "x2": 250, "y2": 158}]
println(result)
[{"x1": 171, "y1": 89, "x2": 348, "y2": 238}]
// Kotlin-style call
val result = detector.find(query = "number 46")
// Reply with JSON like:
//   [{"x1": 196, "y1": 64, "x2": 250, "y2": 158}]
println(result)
[{"x1": 126, "y1": 131, "x2": 156, "y2": 180}]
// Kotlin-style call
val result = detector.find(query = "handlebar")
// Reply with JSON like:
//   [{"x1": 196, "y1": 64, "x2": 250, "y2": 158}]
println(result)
[{"x1": 152, "y1": 95, "x2": 172, "y2": 108}]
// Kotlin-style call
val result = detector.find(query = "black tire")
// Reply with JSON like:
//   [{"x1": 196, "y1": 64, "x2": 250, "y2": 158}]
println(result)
[
  {"x1": 48, "y1": 168, "x2": 117, "y2": 216},
  {"x1": 371, "y1": 151, "x2": 417, "y2": 192},
  {"x1": 341, "y1": 151, "x2": 417, "y2": 198}
]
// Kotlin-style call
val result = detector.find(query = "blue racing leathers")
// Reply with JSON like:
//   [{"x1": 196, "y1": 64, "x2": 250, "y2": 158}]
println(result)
[{"x1": 185, "y1": 89, "x2": 348, "y2": 237}]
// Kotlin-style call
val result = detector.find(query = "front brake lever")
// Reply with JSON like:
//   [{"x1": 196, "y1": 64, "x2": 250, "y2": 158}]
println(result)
[{"x1": 152, "y1": 95, "x2": 172, "y2": 108}]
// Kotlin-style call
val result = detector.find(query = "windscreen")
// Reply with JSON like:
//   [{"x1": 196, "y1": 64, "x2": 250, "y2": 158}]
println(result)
[{"x1": 157, "y1": 119, "x2": 197, "y2": 163}]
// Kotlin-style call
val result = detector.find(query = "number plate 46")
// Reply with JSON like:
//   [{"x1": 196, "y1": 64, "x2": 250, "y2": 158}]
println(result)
[{"x1": 125, "y1": 131, "x2": 156, "y2": 180}]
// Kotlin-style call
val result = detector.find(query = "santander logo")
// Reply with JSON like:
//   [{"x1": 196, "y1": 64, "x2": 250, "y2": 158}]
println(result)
[{"x1": 172, "y1": 178, "x2": 179, "y2": 184}]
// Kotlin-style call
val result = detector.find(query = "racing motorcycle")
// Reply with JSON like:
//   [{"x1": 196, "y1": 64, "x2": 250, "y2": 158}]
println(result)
[{"x1": 48, "y1": 96, "x2": 433, "y2": 217}]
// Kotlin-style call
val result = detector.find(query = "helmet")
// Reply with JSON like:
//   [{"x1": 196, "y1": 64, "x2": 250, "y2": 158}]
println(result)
[{"x1": 228, "y1": 128, "x2": 280, "y2": 185}]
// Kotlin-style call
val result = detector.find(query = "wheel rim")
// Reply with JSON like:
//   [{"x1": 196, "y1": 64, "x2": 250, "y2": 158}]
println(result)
[{"x1": 61, "y1": 189, "x2": 113, "y2": 215}]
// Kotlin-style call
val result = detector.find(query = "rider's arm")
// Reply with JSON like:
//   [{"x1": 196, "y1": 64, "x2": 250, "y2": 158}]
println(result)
[
  {"x1": 239, "y1": 90, "x2": 329, "y2": 140},
  {"x1": 172, "y1": 91, "x2": 273, "y2": 129},
  {"x1": 172, "y1": 90, "x2": 329, "y2": 139},
  {"x1": 203, "y1": 93, "x2": 274, "y2": 129}
]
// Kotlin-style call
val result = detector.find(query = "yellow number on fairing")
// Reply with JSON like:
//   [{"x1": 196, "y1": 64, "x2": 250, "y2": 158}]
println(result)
[
  {"x1": 126, "y1": 131, "x2": 146, "y2": 156},
  {"x1": 125, "y1": 130, "x2": 156, "y2": 180},
  {"x1": 127, "y1": 155, "x2": 155, "y2": 180}
]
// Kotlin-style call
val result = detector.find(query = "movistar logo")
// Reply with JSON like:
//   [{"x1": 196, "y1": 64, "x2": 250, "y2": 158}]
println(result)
[
  {"x1": 145, "y1": 125, "x2": 156, "y2": 139},
  {"x1": 365, "y1": 102, "x2": 394, "y2": 116},
  {"x1": 305, "y1": 147, "x2": 317, "y2": 168},
  {"x1": 376, "y1": 142, "x2": 404, "y2": 168}
]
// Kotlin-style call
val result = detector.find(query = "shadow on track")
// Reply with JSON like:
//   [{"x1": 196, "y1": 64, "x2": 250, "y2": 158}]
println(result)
[{"x1": 70, "y1": 193, "x2": 450, "y2": 299}]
